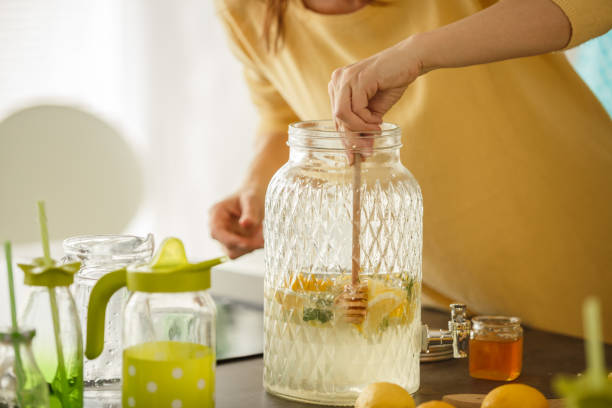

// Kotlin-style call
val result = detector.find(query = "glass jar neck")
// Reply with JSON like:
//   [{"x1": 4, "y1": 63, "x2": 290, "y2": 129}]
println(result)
[
  {"x1": 287, "y1": 120, "x2": 402, "y2": 167},
  {"x1": 288, "y1": 147, "x2": 401, "y2": 167}
]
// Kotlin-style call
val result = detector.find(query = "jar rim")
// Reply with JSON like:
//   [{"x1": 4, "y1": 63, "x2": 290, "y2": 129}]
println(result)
[
  {"x1": 289, "y1": 120, "x2": 400, "y2": 139},
  {"x1": 288, "y1": 120, "x2": 401, "y2": 152},
  {"x1": 63, "y1": 234, "x2": 154, "y2": 263},
  {"x1": 472, "y1": 316, "x2": 522, "y2": 328}
]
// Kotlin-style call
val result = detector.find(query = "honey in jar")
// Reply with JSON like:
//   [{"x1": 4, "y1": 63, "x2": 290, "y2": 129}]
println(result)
[{"x1": 469, "y1": 316, "x2": 523, "y2": 381}]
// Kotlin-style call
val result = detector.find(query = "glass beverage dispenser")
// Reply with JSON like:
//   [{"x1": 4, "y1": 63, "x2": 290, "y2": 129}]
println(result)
[{"x1": 263, "y1": 121, "x2": 423, "y2": 405}]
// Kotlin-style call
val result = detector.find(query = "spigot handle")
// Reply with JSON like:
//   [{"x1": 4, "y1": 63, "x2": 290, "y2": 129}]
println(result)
[{"x1": 449, "y1": 303, "x2": 471, "y2": 358}]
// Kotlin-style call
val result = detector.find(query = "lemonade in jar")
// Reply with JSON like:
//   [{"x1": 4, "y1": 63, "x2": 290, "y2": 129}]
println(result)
[{"x1": 264, "y1": 121, "x2": 423, "y2": 406}]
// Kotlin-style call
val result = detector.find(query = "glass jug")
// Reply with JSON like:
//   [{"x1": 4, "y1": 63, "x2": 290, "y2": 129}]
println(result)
[
  {"x1": 0, "y1": 328, "x2": 49, "y2": 408},
  {"x1": 19, "y1": 258, "x2": 83, "y2": 407},
  {"x1": 264, "y1": 121, "x2": 423, "y2": 405},
  {"x1": 85, "y1": 238, "x2": 224, "y2": 408},
  {"x1": 63, "y1": 234, "x2": 154, "y2": 393}
]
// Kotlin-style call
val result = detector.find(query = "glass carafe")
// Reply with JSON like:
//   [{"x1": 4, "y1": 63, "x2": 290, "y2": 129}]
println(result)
[
  {"x1": 0, "y1": 328, "x2": 49, "y2": 408},
  {"x1": 263, "y1": 121, "x2": 423, "y2": 405},
  {"x1": 85, "y1": 238, "x2": 223, "y2": 408},
  {"x1": 63, "y1": 234, "x2": 153, "y2": 394}
]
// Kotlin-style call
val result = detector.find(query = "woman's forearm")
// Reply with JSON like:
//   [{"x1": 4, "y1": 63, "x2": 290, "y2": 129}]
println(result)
[
  {"x1": 329, "y1": 0, "x2": 574, "y2": 131},
  {"x1": 240, "y1": 130, "x2": 289, "y2": 197},
  {"x1": 414, "y1": 0, "x2": 571, "y2": 73}
]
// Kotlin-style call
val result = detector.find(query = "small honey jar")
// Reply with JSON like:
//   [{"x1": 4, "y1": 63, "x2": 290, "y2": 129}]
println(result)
[{"x1": 469, "y1": 316, "x2": 523, "y2": 381}]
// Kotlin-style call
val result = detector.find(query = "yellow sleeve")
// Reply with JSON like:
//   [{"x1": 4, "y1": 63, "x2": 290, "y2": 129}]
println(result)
[
  {"x1": 215, "y1": 2, "x2": 299, "y2": 134},
  {"x1": 551, "y1": 0, "x2": 612, "y2": 48}
]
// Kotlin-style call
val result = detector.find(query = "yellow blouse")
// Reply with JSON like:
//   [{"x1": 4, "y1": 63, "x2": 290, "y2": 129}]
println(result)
[{"x1": 215, "y1": 0, "x2": 612, "y2": 341}]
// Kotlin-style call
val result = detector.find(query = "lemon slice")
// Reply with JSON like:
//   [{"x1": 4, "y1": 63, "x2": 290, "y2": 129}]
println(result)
[
  {"x1": 275, "y1": 290, "x2": 305, "y2": 311},
  {"x1": 362, "y1": 280, "x2": 405, "y2": 335}
]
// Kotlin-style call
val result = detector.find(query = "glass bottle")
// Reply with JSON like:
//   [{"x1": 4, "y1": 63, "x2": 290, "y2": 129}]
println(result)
[
  {"x1": 85, "y1": 238, "x2": 223, "y2": 408},
  {"x1": 0, "y1": 328, "x2": 49, "y2": 408},
  {"x1": 19, "y1": 259, "x2": 83, "y2": 408},
  {"x1": 63, "y1": 234, "x2": 153, "y2": 395},
  {"x1": 469, "y1": 316, "x2": 523, "y2": 381},
  {"x1": 263, "y1": 121, "x2": 423, "y2": 405}
]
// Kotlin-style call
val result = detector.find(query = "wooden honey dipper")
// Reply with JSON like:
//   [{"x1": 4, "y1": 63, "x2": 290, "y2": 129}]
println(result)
[{"x1": 335, "y1": 151, "x2": 368, "y2": 324}]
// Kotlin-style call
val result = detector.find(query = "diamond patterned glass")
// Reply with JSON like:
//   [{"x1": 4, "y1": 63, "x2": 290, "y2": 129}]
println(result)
[{"x1": 263, "y1": 121, "x2": 423, "y2": 406}]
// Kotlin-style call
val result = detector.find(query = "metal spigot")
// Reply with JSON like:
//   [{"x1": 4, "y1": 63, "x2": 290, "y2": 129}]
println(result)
[{"x1": 420, "y1": 303, "x2": 471, "y2": 362}]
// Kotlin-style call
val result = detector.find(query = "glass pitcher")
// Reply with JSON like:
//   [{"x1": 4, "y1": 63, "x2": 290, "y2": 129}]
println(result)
[
  {"x1": 263, "y1": 121, "x2": 423, "y2": 405},
  {"x1": 85, "y1": 238, "x2": 224, "y2": 408},
  {"x1": 0, "y1": 328, "x2": 49, "y2": 408},
  {"x1": 63, "y1": 234, "x2": 154, "y2": 393}
]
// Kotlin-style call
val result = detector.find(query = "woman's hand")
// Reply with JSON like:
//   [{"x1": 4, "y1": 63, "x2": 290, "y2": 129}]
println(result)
[
  {"x1": 328, "y1": 37, "x2": 425, "y2": 131},
  {"x1": 209, "y1": 189, "x2": 264, "y2": 259},
  {"x1": 209, "y1": 129, "x2": 288, "y2": 259}
]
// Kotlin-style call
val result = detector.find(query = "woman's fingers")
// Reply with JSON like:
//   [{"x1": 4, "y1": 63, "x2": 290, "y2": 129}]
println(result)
[
  {"x1": 333, "y1": 78, "x2": 381, "y2": 132},
  {"x1": 351, "y1": 74, "x2": 383, "y2": 125},
  {"x1": 238, "y1": 192, "x2": 263, "y2": 228},
  {"x1": 209, "y1": 194, "x2": 264, "y2": 259},
  {"x1": 328, "y1": 67, "x2": 380, "y2": 164}
]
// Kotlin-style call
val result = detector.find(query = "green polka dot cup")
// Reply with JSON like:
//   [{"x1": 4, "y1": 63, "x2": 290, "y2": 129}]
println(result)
[{"x1": 122, "y1": 341, "x2": 214, "y2": 408}]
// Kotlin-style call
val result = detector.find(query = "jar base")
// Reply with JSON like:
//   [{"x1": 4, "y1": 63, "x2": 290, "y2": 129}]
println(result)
[
  {"x1": 265, "y1": 384, "x2": 358, "y2": 406},
  {"x1": 265, "y1": 382, "x2": 419, "y2": 406}
]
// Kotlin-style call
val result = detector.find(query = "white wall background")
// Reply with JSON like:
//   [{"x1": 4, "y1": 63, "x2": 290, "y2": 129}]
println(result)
[
  {"x1": 0, "y1": 0, "x2": 256, "y2": 257},
  {"x1": 0, "y1": 0, "x2": 257, "y2": 323}
]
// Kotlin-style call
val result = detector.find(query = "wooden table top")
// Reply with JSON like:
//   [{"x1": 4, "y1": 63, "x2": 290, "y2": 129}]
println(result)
[{"x1": 216, "y1": 307, "x2": 612, "y2": 407}]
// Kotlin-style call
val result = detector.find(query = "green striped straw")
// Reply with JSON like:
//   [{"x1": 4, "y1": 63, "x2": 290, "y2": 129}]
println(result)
[
  {"x1": 4, "y1": 241, "x2": 25, "y2": 407},
  {"x1": 37, "y1": 201, "x2": 69, "y2": 407}
]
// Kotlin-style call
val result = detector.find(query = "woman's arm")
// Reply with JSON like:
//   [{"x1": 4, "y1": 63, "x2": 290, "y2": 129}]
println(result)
[
  {"x1": 418, "y1": 0, "x2": 570, "y2": 72},
  {"x1": 209, "y1": 130, "x2": 287, "y2": 258},
  {"x1": 329, "y1": 0, "x2": 573, "y2": 130}
]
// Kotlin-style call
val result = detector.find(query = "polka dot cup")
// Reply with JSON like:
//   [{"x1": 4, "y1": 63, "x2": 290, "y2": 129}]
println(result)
[{"x1": 122, "y1": 341, "x2": 214, "y2": 408}]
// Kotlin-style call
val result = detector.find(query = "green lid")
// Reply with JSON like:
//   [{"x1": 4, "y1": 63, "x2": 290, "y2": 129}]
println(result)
[
  {"x1": 126, "y1": 237, "x2": 227, "y2": 293},
  {"x1": 18, "y1": 257, "x2": 80, "y2": 287}
]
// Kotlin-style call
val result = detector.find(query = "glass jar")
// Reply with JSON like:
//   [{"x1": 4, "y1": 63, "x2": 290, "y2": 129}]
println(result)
[
  {"x1": 21, "y1": 285, "x2": 82, "y2": 407},
  {"x1": 0, "y1": 328, "x2": 49, "y2": 408},
  {"x1": 264, "y1": 121, "x2": 423, "y2": 405},
  {"x1": 85, "y1": 238, "x2": 222, "y2": 408},
  {"x1": 63, "y1": 234, "x2": 153, "y2": 394},
  {"x1": 469, "y1": 316, "x2": 523, "y2": 381}
]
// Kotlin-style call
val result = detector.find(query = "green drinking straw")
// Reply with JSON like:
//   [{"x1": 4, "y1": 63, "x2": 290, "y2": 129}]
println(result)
[
  {"x1": 584, "y1": 297, "x2": 606, "y2": 386},
  {"x1": 37, "y1": 201, "x2": 70, "y2": 408},
  {"x1": 4, "y1": 241, "x2": 26, "y2": 407},
  {"x1": 554, "y1": 297, "x2": 612, "y2": 407}
]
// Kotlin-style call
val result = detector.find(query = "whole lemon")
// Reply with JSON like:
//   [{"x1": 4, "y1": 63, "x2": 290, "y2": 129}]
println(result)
[
  {"x1": 482, "y1": 384, "x2": 548, "y2": 408},
  {"x1": 417, "y1": 401, "x2": 456, "y2": 408},
  {"x1": 355, "y1": 382, "x2": 416, "y2": 408}
]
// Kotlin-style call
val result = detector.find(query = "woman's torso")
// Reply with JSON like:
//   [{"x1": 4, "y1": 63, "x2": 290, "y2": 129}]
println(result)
[{"x1": 218, "y1": 0, "x2": 612, "y2": 340}]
